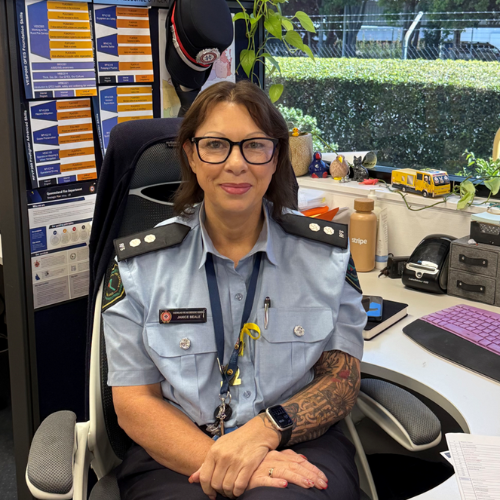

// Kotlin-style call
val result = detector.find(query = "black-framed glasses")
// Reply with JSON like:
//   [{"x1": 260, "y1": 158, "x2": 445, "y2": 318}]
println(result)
[{"x1": 191, "y1": 137, "x2": 278, "y2": 165}]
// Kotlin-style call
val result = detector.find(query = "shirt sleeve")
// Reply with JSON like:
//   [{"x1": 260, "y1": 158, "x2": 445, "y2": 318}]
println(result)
[
  {"x1": 102, "y1": 259, "x2": 164, "y2": 387},
  {"x1": 324, "y1": 252, "x2": 367, "y2": 360}
]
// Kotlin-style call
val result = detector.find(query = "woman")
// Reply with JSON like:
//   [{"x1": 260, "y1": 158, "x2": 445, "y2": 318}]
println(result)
[{"x1": 102, "y1": 80, "x2": 366, "y2": 500}]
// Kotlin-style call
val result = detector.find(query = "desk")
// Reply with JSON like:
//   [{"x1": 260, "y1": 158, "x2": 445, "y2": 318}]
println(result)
[{"x1": 360, "y1": 271, "x2": 500, "y2": 499}]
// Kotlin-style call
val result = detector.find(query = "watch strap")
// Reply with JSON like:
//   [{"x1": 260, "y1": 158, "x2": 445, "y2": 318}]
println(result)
[{"x1": 278, "y1": 424, "x2": 293, "y2": 450}]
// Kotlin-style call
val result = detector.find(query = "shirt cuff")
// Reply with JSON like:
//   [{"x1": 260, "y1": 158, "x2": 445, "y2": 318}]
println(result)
[{"x1": 107, "y1": 369, "x2": 165, "y2": 387}]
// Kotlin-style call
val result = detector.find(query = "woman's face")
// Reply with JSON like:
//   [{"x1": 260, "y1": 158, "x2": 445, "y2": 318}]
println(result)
[{"x1": 184, "y1": 101, "x2": 277, "y2": 218}]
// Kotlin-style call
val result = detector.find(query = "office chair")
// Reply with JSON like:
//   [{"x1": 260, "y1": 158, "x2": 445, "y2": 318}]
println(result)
[{"x1": 25, "y1": 120, "x2": 443, "y2": 500}]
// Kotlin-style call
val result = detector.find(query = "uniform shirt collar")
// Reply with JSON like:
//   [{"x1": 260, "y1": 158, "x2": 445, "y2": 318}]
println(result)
[{"x1": 198, "y1": 201, "x2": 278, "y2": 269}]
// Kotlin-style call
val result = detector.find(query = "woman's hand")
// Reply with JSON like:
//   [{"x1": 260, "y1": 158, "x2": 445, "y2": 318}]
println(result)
[
  {"x1": 190, "y1": 448, "x2": 328, "y2": 498},
  {"x1": 246, "y1": 449, "x2": 329, "y2": 492},
  {"x1": 188, "y1": 416, "x2": 278, "y2": 499}
]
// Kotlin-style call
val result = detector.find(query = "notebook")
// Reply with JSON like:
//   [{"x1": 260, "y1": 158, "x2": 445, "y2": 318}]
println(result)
[{"x1": 363, "y1": 300, "x2": 409, "y2": 340}]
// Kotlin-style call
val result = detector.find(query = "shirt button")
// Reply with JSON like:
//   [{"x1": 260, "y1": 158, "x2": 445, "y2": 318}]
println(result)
[
  {"x1": 235, "y1": 293, "x2": 244, "y2": 301},
  {"x1": 243, "y1": 390, "x2": 252, "y2": 399}
]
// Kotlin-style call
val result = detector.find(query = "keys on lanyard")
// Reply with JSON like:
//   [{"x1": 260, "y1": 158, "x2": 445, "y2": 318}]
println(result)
[{"x1": 206, "y1": 393, "x2": 233, "y2": 436}]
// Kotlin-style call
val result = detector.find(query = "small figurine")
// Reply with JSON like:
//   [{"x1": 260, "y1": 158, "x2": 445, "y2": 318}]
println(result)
[
  {"x1": 362, "y1": 151, "x2": 378, "y2": 169},
  {"x1": 329, "y1": 154, "x2": 349, "y2": 178},
  {"x1": 352, "y1": 156, "x2": 369, "y2": 182},
  {"x1": 292, "y1": 127, "x2": 300, "y2": 137},
  {"x1": 308, "y1": 152, "x2": 329, "y2": 178},
  {"x1": 359, "y1": 178, "x2": 380, "y2": 185}
]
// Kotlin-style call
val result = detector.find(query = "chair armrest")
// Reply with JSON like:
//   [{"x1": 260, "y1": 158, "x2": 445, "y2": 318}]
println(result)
[
  {"x1": 357, "y1": 379, "x2": 442, "y2": 452},
  {"x1": 26, "y1": 411, "x2": 76, "y2": 499}
]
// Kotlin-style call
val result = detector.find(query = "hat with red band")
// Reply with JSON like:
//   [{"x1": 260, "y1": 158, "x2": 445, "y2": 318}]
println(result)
[{"x1": 165, "y1": 0, "x2": 233, "y2": 89}]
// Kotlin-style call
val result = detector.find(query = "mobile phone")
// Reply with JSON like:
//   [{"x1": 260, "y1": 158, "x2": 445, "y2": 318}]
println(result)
[{"x1": 362, "y1": 295, "x2": 384, "y2": 322}]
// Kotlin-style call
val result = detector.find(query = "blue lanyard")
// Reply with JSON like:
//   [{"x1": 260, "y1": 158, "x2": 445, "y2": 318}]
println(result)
[{"x1": 205, "y1": 252, "x2": 262, "y2": 396}]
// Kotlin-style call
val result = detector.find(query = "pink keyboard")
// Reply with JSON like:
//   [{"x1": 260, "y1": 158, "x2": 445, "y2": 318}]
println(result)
[{"x1": 421, "y1": 304, "x2": 500, "y2": 356}]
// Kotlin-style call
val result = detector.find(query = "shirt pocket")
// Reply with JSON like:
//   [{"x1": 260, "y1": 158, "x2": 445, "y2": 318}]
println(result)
[
  {"x1": 255, "y1": 308, "x2": 334, "y2": 402},
  {"x1": 144, "y1": 322, "x2": 219, "y2": 423}
]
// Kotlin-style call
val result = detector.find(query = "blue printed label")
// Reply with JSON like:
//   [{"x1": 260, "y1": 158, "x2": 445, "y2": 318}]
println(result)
[
  {"x1": 100, "y1": 86, "x2": 117, "y2": 113},
  {"x1": 97, "y1": 34, "x2": 118, "y2": 56},
  {"x1": 33, "y1": 71, "x2": 97, "y2": 80},
  {"x1": 34, "y1": 79, "x2": 96, "y2": 90},
  {"x1": 33, "y1": 125, "x2": 59, "y2": 146},
  {"x1": 32, "y1": 62, "x2": 95, "y2": 71},
  {"x1": 95, "y1": 6, "x2": 117, "y2": 28},
  {"x1": 35, "y1": 149, "x2": 59, "y2": 163},
  {"x1": 30, "y1": 227, "x2": 47, "y2": 253},
  {"x1": 31, "y1": 101, "x2": 57, "y2": 121},
  {"x1": 98, "y1": 61, "x2": 119, "y2": 72},
  {"x1": 55, "y1": 90, "x2": 75, "y2": 98},
  {"x1": 118, "y1": 75, "x2": 135, "y2": 83},
  {"x1": 102, "y1": 116, "x2": 118, "y2": 151},
  {"x1": 58, "y1": 175, "x2": 77, "y2": 184},
  {"x1": 37, "y1": 163, "x2": 60, "y2": 177},
  {"x1": 28, "y1": 1, "x2": 50, "y2": 60}
]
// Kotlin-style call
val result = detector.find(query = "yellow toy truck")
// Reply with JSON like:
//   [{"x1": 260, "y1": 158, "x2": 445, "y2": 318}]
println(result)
[{"x1": 391, "y1": 168, "x2": 450, "y2": 198}]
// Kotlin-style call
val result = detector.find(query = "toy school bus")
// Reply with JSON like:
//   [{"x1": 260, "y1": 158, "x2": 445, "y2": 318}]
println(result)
[{"x1": 391, "y1": 168, "x2": 450, "y2": 198}]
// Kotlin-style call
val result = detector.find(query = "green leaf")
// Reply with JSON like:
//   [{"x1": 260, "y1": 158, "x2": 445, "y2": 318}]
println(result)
[
  {"x1": 261, "y1": 52, "x2": 281, "y2": 73},
  {"x1": 457, "y1": 192, "x2": 474, "y2": 210},
  {"x1": 294, "y1": 11, "x2": 316, "y2": 32},
  {"x1": 460, "y1": 179, "x2": 476, "y2": 197},
  {"x1": 232, "y1": 12, "x2": 249, "y2": 22},
  {"x1": 284, "y1": 30, "x2": 304, "y2": 49},
  {"x1": 269, "y1": 84, "x2": 284, "y2": 103},
  {"x1": 485, "y1": 177, "x2": 500, "y2": 195},
  {"x1": 281, "y1": 18, "x2": 293, "y2": 31},
  {"x1": 264, "y1": 13, "x2": 282, "y2": 40},
  {"x1": 301, "y1": 44, "x2": 315, "y2": 61},
  {"x1": 240, "y1": 49, "x2": 256, "y2": 78}
]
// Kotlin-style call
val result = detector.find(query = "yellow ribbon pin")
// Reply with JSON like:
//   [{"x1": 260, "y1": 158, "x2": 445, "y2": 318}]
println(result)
[{"x1": 238, "y1": 323, "x2": 261, "y2": 357}]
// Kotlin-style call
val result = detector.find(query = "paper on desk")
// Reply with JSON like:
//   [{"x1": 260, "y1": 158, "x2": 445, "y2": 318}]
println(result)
[{"x1": 446, "y1": 433, "x2": 500, "y2": 500}]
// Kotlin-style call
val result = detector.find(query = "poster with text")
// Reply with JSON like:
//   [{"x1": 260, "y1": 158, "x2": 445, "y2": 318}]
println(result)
[
  {"x1": 16, "y1": 0, "x2": 97, "y2": 100},
  {"x1": 23, "y1": 98, "x2": 97, "y2": 188},
  {"x1": 97, "y1": 85, "x2": 153, "y2": 153},
  {"x1": 94, "y1": 4, "x2": 154, "y2": 84},
  {"x1": 158, "y1": 9, "x2": 235, "y2": 118},
  {"x1": 28, "y1": 181, "x2": 96, "y2": 309}
]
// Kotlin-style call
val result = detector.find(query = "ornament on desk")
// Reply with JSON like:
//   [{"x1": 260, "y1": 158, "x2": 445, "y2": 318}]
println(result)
[
  {"x1": 329, "y1": 154, "x2": 349, "y2": 179},
  {"x1": 351, "y1": 156, "x2": 369, "y2": 182},
  {"x1": 291, "y1": 127, "x2": 300, "y2": 137},
  {"x1": 362, "y1": 151, "x2": 378, "y2": 169},
  {"x1": 309, "y1": 152, "x2": 329, "y2": 178}
]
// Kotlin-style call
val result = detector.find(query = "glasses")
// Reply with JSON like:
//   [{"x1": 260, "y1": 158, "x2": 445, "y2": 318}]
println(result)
[{"x1": 191, "y1": 137, "x2": 278, "y2": 165}]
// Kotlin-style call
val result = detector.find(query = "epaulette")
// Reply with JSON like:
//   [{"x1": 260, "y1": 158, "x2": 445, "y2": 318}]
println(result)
[
  {"x1": 114, "y1": 223, "x2": 191, "y2": 262},
  {"x1": 345, "y1": 255, "x2": 362, "y2": 294},
  {"x1": 276, "y1": 213, "x2": 348, "y2": 249}
]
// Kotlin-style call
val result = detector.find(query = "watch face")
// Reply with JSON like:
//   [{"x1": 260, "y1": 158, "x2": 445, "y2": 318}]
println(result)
[{"x1": 268, "y1": 406, "x2": 293, "y2": 429}]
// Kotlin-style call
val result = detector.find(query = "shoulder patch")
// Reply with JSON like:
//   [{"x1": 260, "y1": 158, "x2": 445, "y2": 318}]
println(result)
[
  {"x1": 102, "y1": 262, "x2": 126, "y2": 312},
  {"x1": 114, "y1": 223, "x2": 191, "y2": 262},
  {"x1": 276, "y1": 213, "x2": 348, "y2": 249},
  {"x1": 345, "y1": 255, "x2": 362, "y2": 294}
]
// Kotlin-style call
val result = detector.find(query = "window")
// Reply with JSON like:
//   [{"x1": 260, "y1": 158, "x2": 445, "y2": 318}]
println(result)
[{"x1": 270, "y1": 1, "x2": 500, "y2": 180}]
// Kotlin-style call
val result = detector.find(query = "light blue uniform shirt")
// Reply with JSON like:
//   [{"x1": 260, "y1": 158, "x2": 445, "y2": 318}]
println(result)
[{"x1": 102, "y1": 202, "x2": 366, "y2": 428}]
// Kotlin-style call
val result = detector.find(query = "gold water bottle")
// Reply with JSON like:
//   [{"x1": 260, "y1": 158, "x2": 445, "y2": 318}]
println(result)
[{"x1": 349, "y1": 198, "x2": 377, "y2": 272}]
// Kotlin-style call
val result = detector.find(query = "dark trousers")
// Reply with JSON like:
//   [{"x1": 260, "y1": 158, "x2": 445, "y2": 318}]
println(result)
[{"x1": 116, "y1": 424, "x2": 360, "y2": 500}]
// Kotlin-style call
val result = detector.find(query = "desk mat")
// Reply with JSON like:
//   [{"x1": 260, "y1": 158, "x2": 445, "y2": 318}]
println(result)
[{"x1": 403, "y1": 319, "x2": 500, "y2": 384}]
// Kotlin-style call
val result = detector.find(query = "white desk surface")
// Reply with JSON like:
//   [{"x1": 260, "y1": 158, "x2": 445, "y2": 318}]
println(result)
[{"x1": 360, "y1": 272, "x2": 500, "y2": 499}]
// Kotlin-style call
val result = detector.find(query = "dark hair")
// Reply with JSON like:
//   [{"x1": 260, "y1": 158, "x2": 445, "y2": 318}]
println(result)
[{"x1": 174, "y1": 80, "x2": 297, "y2": 220}]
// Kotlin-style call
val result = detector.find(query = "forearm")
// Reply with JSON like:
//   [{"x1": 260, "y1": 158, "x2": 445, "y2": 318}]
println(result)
[
  {"x1": 261, "y1": 351, "x2": 361, "y2": 446},
  {"x1": 114, "y1": 391, "x2": 214, "y2": 475}
]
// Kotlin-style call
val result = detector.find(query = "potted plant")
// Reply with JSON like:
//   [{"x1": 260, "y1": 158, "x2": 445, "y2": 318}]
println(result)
[{"x1": 233, "y1": 0, "x2": 316, "y2": 102}]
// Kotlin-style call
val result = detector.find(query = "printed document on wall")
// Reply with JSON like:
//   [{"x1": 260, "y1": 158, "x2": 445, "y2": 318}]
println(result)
[
  {"x1": 16, "y1": 0, "x2": 97, "y2": 100},
  {"x1": 23, "y1": 98, "x2": 97, "y2": 189},
  {"x1": 96, "y1": 85, "x2": 153, "y2": 153},
  {"x1": 28, "y1": 181, "x2": 96, "y2": 309},
  {"x1": 94, "y1": 5, "x2": 154, "y2": 84},
  {"x1": 158, "y1": 9, "x2": 235, "y2": 118}
]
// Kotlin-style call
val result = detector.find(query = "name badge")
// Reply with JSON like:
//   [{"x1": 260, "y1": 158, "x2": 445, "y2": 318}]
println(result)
[{"x1": 159, "y1": 308, "x2": 207, "y2": 324}]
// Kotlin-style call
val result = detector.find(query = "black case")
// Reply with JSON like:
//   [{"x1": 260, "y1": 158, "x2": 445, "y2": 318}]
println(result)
[{"x1": 470, "y1": 221, "x2": 500, "y2": 247}]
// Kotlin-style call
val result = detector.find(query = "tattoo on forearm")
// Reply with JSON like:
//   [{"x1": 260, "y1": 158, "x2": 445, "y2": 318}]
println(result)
[{"x1": 283, "y1": 350, "x2": 361, "y2": 445}]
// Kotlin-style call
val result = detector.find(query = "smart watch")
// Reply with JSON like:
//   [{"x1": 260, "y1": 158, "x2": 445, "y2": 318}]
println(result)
[{"x1": 265, "y1": 405, "x2": 294, "y2": 449}]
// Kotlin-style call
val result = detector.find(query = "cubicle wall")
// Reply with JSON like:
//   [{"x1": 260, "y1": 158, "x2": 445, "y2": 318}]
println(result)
[{"x1": 0, "y1": 2, "x2": 262, "y2": 499}]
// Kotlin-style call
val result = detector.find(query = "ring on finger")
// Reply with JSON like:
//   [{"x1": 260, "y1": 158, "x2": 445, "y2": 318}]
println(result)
[{"x1": 269, "y1": 468, "x2": 274, "y2": 478}]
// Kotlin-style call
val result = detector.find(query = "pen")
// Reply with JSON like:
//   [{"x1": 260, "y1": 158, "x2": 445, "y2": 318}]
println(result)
[{"x1": 264, "y1": 297, "x2": 271, "y2": 330}]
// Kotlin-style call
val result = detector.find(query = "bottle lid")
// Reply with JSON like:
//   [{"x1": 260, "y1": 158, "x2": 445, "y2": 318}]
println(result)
[{"x1": 354, "y1": 197, "x2": 374, "y2": 211}]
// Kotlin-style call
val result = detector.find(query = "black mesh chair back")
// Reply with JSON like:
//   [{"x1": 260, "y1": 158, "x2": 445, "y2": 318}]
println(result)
[{"x1": 98, "y1": 122, "x2": 182, "y2": 460}]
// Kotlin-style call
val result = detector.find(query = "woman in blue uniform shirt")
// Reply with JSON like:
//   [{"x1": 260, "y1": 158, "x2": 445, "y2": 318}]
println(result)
[{"x1": 102, "y1": 80, "x2": 366, "y2": 500}]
